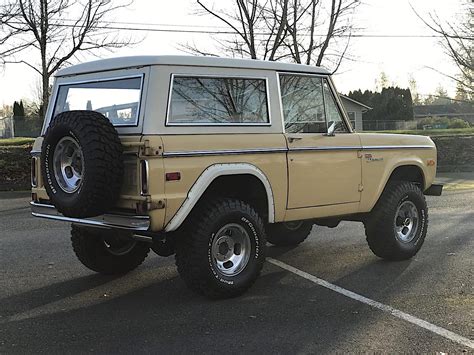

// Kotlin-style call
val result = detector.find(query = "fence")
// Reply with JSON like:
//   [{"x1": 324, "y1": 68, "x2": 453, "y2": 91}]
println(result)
[
  {"x1": 0, "y1": 116, "x2": 43, "y2": 138},
  {"x1": 362, "y1": 120, "x2": 419, "y2": 131},
  {"x1": 14, "y1": 116, "x2": 43, "y2": 137}
]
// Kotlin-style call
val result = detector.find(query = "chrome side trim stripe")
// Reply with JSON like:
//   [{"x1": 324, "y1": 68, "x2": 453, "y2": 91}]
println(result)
[
  {"x1": 289, "y1": 146, "x2": 360, "y2": 152},
  {"x1": 291, "y1": 145, "x2": 433, "y2": 152},
  {"x1": 163, "y1": 147, "x2": 287, "y2": 158},
  {"x1": 362, "y1": 145, "x2": 433, "y2": 150},
  {"x1": 162, "y1": 145, "x2": 432, "y2": 157}
]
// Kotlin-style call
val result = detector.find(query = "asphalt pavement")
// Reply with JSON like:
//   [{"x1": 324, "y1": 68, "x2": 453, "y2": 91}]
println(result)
[{"x1": 0, "y1": 189, "x2": 473, "y2": 353}]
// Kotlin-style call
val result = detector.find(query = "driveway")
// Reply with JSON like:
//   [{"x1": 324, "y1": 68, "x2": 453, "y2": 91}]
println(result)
[{"x1": 0, "y1": 189, "x2": 472, "y2": 353}]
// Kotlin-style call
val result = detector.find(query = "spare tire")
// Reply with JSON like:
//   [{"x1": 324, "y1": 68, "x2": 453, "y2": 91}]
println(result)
[{"x1": 41, "y1": 110, "x2": 124, "y2": 218}]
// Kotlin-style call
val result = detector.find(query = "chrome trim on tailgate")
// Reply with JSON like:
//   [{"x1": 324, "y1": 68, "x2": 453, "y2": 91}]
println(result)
[{"x1": 30, "y1": 202, "x2": 150, "y2": 231}]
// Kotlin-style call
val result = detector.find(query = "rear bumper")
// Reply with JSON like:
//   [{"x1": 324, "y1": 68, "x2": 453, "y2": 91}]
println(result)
[
  {"x1": 30, "y1": 202, "x2": 150, "y2": 231},
  {"x1": 424, "y1": 183, "x2": 443, "y2": 196}
]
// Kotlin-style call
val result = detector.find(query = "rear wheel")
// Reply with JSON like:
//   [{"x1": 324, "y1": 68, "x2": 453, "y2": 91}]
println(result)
[
  {"x1": 175, "y1": 198, "x2": 266, "y2": 299},
  {"x1": 365, "y1": 182, "x2": 428, "y2": 260},
  {"x1": 266, "y1": 221, "x2": 313, "y2": 246},
  {"x1": 71, "y1": 225, "x2": 150, "y2": 275}
]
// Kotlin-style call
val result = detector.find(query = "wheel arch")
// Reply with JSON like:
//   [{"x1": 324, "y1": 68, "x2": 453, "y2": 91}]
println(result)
[
  {"x1": 387, "y1": 164, "x2": 425, "y2": 188},
  {"x1": 164, "y1": 163, "x2": 275, "y2": 232},
  {"x1": 369, "y1": 163, "x2": 426, "y2": 212}
]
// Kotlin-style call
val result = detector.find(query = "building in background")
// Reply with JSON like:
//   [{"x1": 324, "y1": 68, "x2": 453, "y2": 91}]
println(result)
[
  {"x1": 0, "y1": 116, "x2": 14, "y2": 138},
  {"x1": 414, "y1": 104, "x2": 474, "y2": 125},
  {"x1": 339, "y1": 95, "x2": 371, "y2": 131}
]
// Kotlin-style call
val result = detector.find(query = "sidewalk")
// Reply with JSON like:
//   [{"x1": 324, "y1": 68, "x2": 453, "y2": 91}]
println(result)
[{"x1": 435, "y1": 172, "x2": 474, "y2": 191}]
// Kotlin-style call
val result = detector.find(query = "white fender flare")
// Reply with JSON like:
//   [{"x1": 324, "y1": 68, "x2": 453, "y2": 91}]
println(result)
[{"x1": 165, "y1": 163, "x2": 275, "y2": 232}]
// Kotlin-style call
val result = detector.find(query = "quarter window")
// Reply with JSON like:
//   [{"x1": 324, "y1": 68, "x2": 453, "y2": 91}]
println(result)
[
  {"x1": 168, "y1": 76, "x2": 269, "y2": 125},
  {"x1": 323, "y1": 79, "x2": 348, "y2": 133}
]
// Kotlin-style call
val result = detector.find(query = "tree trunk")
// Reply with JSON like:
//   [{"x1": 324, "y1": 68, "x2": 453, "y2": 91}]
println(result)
[{"x1": 41, "y1": 73, "x2": 50, "y2": 119}]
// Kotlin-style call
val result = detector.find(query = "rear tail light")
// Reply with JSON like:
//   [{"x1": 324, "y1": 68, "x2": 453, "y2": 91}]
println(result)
[
  {"x1": 140, "y1": 160, "x2": 149, "y2": 195},
  {"x1": 31, "y1": 157, "x2": 38, "y2": 187}
]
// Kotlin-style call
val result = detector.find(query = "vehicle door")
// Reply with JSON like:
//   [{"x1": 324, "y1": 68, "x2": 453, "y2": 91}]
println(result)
[{"x1": 279, "y1": 73, "x2": 362, "y2": 209}]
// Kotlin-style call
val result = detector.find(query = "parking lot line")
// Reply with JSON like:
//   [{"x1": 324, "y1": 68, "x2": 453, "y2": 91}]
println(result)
[{"x1": 268, "y1": 258, "x2": 474, "y2": 349}]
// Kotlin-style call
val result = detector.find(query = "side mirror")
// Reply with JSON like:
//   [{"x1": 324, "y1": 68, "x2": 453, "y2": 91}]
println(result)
[{"x1": 326, "y1": 121, "x2": 336, "y2": 136}]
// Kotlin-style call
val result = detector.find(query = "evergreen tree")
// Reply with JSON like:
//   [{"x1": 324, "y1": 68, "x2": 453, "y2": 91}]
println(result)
[
  {"x1": 348, "y1": 87, "x2": 414, "y2": 121},
  {"x1": 19, "y1": 100, "x2": 25, "y2": 117},
  {"x1": 12, "y1": 100, "x2": 25, "y2": 118}
]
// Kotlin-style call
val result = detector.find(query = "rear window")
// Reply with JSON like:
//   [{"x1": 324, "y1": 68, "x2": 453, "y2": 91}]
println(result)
[
  {"x1": 53, "y1": 76, "x2": 143, "y2": 126},
  {"x1": 167, "y1": 76, "x2": 269, "y2": 125}
]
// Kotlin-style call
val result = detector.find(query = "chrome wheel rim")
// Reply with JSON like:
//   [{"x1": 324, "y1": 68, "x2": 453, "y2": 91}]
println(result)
[
  {"x1": 53, "y1": 136, "x2": 84, "y2": 193},
  {"x1": 211, "y1": 223, "x2": 251, "y2": 277},
  {"x1": 394, "y1": 200, "x2": 419, "y2": 243}
]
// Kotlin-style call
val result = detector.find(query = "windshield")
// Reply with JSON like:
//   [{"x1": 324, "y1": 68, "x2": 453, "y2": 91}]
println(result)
[{"x1": 53, "y1": 76, "x2": 143, "y2": 126}]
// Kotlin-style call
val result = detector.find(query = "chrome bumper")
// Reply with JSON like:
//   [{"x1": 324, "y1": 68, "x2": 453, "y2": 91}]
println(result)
[{"x1": 30, "y1": 202, "x2": 150, "y2": 231}]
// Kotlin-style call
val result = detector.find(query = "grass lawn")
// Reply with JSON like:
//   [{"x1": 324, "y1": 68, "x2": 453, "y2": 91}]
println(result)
[
  {"x1": 367, "y1": 128, "x2": 474, "y2": 136},
  {"x1": 0, "y1": 137, "x2": 35, "y2": 146}
]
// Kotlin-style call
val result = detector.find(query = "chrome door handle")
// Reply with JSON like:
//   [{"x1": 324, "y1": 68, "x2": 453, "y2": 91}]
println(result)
[{"x1": 288, "y1": 136, "x2": 303, "y2": 143}]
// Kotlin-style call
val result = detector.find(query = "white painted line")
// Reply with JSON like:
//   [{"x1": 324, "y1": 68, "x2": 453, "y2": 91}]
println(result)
[{"x1": 268, "y1": 258, "x2": 474, "y2": 350}]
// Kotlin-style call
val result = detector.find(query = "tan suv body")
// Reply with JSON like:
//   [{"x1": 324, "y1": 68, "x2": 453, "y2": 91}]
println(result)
[{"x1": 30, "y1": 56, "x2": 442, "y2": 298}]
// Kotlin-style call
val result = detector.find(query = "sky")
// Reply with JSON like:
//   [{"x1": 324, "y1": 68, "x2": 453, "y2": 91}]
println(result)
[{"x1": 0, "y1": 0, "x2": 464, "y2": 107}]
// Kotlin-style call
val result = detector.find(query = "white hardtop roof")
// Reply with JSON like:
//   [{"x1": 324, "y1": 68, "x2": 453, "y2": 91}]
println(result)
[{"x1": 55, "y1": 55, "x2": 330, "y2": 77}]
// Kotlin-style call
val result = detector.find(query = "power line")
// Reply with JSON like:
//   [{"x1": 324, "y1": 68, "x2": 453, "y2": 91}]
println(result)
[
  {"x1": 5, "y1": 20, "x2": 472, "y2": 39},
  {"x1": 58, "y1": 18, "x2": 230, "y2": 29}
]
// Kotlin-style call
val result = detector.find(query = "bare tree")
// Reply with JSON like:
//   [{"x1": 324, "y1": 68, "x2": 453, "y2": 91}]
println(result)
[
  {"x1": 0, "y1": 0, "x2": 135, "y2": 117},
  {"x1": 181, "y1": 0, "x2": 359, "y2": 72},
  {"x1": 413, "y1": 2, "x2": 473, "y2": 101}
]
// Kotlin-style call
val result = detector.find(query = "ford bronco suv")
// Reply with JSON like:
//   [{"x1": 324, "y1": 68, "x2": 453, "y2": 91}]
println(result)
[{"x1": 30, "y1": 56, "x2": 442, "y2": 298}]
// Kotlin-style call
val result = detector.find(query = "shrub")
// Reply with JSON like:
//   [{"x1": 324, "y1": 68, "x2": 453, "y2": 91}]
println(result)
[{"x1": 418, "y1": 116, "x2": 470, "y2": 129}]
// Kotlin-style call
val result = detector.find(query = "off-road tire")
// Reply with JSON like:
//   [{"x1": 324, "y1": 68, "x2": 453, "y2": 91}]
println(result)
[
  {"x1": 365, "y1": 182, "x2": 428, "y2": 260},
  {"x1": 266, "y1": 221, "x2": 313, "y2": 246},
  {"x1": 41, "y1": 110, "x2": 123, "y2": 218},
  {"x1": 175, "y1": 198, "x2": 266, "y2": 299},
  {"x1": 71, "y1": 225, "x2": 150, "y2": 275}
]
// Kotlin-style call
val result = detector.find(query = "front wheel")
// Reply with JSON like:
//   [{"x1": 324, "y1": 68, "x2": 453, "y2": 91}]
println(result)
[
  {"x1": 175, "y1": 198, "x2": 266, "y2": 299},
  {"x1": 365, "y1": 182, "x2": 428, "y2": 260}
]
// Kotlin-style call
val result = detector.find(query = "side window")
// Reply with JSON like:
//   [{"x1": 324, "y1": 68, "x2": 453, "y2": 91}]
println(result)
[
  {"x1": 279, "y1": 74, "x2": 326, "y2": 133},
  {"x1": 323, "y1": 79, "x2": 348, "y2": 133},
  {"x1": 167, "y1": 76, "x2": 269, "y2": 125}
]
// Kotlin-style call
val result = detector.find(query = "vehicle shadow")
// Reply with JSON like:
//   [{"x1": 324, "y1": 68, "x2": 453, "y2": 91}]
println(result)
[{"x1": 0, "y1": 273, "x2": 121, "y2": 318}]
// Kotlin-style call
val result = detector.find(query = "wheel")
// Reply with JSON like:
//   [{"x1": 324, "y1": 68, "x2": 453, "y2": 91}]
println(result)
[
  {"x1": 266, "y1": 221, "x2": 313, "y2": 246},
  {"x1": 365, "y1": 182, "x2": 428, "y2": 260},
  {"x1": 175, "y1": 198, "x2": 266, "y2": 299},
  {"x1": 71, "y1": 225, "x2": 150, "y2": 275},
  {"x1": 41, "y1": 110, "x2": 123, "y2": 218}
]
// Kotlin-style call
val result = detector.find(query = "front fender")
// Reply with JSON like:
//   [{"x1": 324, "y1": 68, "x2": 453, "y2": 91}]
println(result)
[{"x1": 360, "y1": 154, "x2": 433, "y2": 213}]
